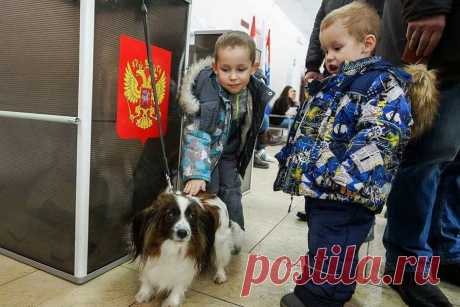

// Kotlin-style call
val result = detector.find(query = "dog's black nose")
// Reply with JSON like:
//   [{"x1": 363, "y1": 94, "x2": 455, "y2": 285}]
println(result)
[{"x1": 177, "y1": 229, "x2": 188, "y2": 239}]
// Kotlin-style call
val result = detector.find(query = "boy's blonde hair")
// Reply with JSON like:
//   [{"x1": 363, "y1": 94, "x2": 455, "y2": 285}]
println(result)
[
  {"x1": 320, "y1": 1, "x2": 380, "y2": 43},
  {"x1": 213, "y1": 31, "x2": 256, "y2": 64}
]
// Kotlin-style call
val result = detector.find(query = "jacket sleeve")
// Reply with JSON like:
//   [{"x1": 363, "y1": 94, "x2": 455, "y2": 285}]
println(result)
[
  {"x1": 180, "y1": 113, "x2": 212, "y2": 183},
  {"x1": 305, "y1": 0, "x2": 326, "y2": 72},
  {"x1": 401, "y1": 0, "x2": 452, "y2": 21},
  {"x1": 311, "y1": 74, "x2": 412, "y2": 198}
]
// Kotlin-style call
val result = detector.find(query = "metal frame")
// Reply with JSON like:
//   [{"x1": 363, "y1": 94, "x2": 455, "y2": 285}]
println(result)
[
  {"x1": 0, "y1": 247, "x2": 129, "y2": 285},
  {"x1": 175, "y1": 0, "x2": 193, "y2": 191},
  {"x1": 268, "y1": 114, "x2": 292, "y2": 137},
  {"x1": 74, "y1": 0, "x2": 95, "y2": 280},
  {"x1": 192, "y1": 29, "x2": 232, "y2": 35},
  {"x1": 189, "y1": 29, "x2": 231, "y2": 50},
  {"x1": 0, "y1": 111, "x2": 79, "y2": 125}
]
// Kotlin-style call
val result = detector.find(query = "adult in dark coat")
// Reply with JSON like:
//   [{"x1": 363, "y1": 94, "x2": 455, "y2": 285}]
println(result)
[{"x1": 378, "y1": 0, "x2": 460, "y2": 306}]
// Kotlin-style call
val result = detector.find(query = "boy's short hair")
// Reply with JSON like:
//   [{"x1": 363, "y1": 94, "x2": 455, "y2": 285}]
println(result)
[
  {"x1": 320, "y1": 1, "x2": 380, "y2": 43},
  {"x1": 214, "y1": 31, "x2": 256, "y2": 64}
]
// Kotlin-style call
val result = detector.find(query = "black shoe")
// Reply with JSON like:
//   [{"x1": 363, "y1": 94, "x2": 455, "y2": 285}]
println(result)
[
  {"x1": 280, "y1": 293, "x2": 305, "y2": 307},
  {"x1": 260, "y1": 131, "x2": 285, "y2": 146},
  {"x1": 266, "y1": 135, "x2": 285, "y2": 146},
  {"x1": 438, "y1": 263, "x2": 460, "y2": 286},
  {"x1": 254, "y1": 156, "x2": 269, "y2": 169},
  {"x1": 296, "y1": 211, "x2": 307, "y2": 221},
  {"x1": 385, "y1": 270, "x2": 453, "y2": 307}
]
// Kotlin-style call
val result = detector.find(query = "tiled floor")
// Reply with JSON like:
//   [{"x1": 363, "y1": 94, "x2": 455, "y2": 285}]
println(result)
[{"x1": 1, "y1": 145, "x2": 459, "y2": 307}]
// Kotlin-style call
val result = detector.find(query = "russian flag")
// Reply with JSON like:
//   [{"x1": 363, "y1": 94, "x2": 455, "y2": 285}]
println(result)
[
  {"x1": 264, "y1": 29, "x2": 271, "y2": 86},
  {"x1": 250, "y1": 16, "x2": 256, "y2": 39}
]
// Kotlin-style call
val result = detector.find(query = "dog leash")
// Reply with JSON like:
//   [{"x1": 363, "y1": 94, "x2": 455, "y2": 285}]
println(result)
[{"x1": 140, "y1": 0, "x2": 173, "y2": 192}]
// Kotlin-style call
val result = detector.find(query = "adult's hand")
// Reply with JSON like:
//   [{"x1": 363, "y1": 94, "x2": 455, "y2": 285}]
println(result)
[
  {"x1": 406, "y1": 15, "x2": 446, "y2": 57},
  {"x1": 304, "y1": 71, "x2": 323, "y2": 82}
]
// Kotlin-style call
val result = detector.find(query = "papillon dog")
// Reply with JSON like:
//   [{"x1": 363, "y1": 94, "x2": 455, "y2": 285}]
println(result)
[{"x1": 130, "y1": 191, "x2": 243, "y2": 307}]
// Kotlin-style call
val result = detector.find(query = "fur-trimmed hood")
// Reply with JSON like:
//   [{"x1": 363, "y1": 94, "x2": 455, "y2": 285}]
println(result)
[
  {"x1": 403, "y1": 64, "x2": 439, "y2": 139},
  {"x1": 179, "y1": 56, "x2": 214, "y2": 115}
]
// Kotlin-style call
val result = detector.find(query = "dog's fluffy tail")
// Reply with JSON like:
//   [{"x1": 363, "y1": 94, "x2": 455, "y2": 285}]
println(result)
[{"x1": 230, "y1": 221, "x2": 244, "y2": 255}]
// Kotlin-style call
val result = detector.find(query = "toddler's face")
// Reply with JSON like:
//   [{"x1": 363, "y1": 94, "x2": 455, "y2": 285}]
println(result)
[
  {"x1": 320, "y1": 21, "x2": 374, "y2": 74},
  {"x1": 213, "y1": 46, "x2": 256, "y2": 94}
]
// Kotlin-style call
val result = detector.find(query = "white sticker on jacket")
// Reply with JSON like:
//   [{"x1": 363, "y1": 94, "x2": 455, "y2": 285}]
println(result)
[{"x1": 350, "y1": 143, "x2": 384, "y2": 173}]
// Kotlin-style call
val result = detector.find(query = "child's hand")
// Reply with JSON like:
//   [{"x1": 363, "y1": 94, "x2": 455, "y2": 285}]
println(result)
[
  {"x1": 184, "y1": 179, "x2": 206, "y2": 196},
  {"x1": 304, "y1": 71, "x2": 323, "y2": 82}
]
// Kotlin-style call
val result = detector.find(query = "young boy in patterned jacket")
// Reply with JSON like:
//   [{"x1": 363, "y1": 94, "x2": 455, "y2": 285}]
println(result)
[
  {"x1": 179, "y1": 31, "x2": 274, "y2": 232},
  {"x1": 278, "y1": 2, "x2": 437, "y2": 307}
]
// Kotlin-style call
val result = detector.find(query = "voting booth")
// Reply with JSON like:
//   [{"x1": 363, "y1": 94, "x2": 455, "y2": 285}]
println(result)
[{"x1": 0, "y1": 0, "x2": 190, "y2": 283}]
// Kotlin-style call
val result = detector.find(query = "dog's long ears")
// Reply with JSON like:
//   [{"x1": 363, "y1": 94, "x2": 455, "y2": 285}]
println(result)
[
  {"x1": 192, "y1": 192, "x2": 218, "y2": 210},
  {"x1": 130, "y1": 206, "x2": 157, "y2": 261}
]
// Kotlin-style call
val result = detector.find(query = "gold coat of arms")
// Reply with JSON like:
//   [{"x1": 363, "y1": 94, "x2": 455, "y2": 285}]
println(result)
[{"x1": 123, "y1": 58, "x2": 166, "y2": 130}]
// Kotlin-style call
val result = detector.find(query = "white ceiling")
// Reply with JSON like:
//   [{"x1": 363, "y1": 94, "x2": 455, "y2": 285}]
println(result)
[{"x1": 273, "y1": 0, "x2": 322, "y2": 37}]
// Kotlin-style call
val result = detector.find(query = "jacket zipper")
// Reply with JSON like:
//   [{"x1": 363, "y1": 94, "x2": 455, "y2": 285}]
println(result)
[{"x1": 210, "y1": 98, "x2": 232, "y2": 173}]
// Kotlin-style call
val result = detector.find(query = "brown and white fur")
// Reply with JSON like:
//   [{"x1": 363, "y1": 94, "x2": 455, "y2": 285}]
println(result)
[{"x1": 130, "y1": 191, "x2": 243, "y2": 307}]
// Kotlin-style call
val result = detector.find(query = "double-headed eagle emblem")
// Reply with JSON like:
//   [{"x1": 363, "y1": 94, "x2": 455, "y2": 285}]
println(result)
[{"x1": 123, "y1": 59, "x2": 166, "y2": 129}]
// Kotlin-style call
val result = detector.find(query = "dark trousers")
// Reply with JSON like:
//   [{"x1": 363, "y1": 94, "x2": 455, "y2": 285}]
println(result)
[
  {"x1": 207, "y1": 157, "x2": 244, "y2": 230},
  {"x1": 295, "y1": 198, "x2": 375, "y2": 307},
  {"x1": 384, "y1": 84, "x2": 460, "y2": 272},
  {"x1": 255, "y1": 114, "x2": 270, "y2": 151}
]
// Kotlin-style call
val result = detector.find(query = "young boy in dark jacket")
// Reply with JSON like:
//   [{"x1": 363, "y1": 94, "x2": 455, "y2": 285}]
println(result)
[
  {"x1": 179, "y1": 31, "x2": 274, "y2": 232},
  {"x1": 278, "y1": 2, "x2": 437, "y2": 306}
]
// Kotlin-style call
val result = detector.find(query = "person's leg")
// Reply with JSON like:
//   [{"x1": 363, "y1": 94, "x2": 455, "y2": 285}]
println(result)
[
  {"x1": 280, "y1": 117, "x2": 294, "y2": 129},
  {"x1": 292, "y1": 198, "x2": 374, "y2": 307},
  {"x1": 217, "y1": 157, "x2": 244, "y2": 230},
  {"x1": 383, "y1": 85, "x2": 460, "y2": 306},
  {"x1": 254, "y1": 114, "x2": 271, "y2": 168},
  {"x1": 255, "y1": 114, "x2": 279, "y2": 164},
  {"x1": 256, "y1": 114, "x2": 270, "y2": 151},
  {"x1": 431, "y1": 158, "x2": 460, "y2": 285},
  {"x1": 384, "y1": 85, "x2": 460, "y2": 274},
  {"x1": 384, "y1": 164, "x2": 441, "y2": 272},
  {"x1": 431, "y1": 159, "x2": 460, "y2": 261}
]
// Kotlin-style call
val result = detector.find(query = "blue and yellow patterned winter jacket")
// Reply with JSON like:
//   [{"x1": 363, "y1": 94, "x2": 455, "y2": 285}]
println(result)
[
  {"x1": 179, "y1": 57, "x2": 275, "y2": 183},
  {"x1": 274, "y1": 57, "x2": 413, "y2": 212}
]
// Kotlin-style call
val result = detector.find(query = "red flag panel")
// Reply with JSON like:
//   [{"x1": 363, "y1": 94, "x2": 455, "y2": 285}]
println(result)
[
  {"x1": 250, "y1": 16, "x2": 256, "y2": 38},
  {"x1": 116, "y1": 34, "x2": 172, "y2": 144}
]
